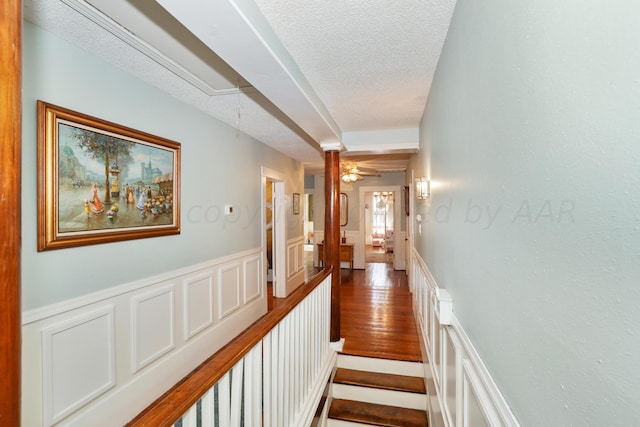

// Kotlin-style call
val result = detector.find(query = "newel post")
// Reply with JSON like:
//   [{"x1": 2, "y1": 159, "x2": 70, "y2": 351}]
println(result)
[{"x1": 323, "y1": 147, "x2": 341, "y2": 342}]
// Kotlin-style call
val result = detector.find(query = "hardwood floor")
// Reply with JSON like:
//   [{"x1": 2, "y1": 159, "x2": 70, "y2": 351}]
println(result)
[
  {"x1": 339, "y1": 264, "x2": 422, "y2": 362},
  {"x1": 268, "y1": 254, "x2": 421, "y2": 362},
  {"x1": 365, "y1": 243, "x2": 393, "y2": 264}
]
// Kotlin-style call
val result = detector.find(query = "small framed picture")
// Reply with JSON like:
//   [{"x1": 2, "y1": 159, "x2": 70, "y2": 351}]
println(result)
[
  {"x1": 404, "y1": 185, "x2": 410, "y2": 216},
  {"x1": 293, "y1": 192, "x2": 300, "y2": 215}
]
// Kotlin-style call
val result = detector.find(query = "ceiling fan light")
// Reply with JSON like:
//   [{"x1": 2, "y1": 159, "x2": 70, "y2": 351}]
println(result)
[{"x1": 340, "y1": 163, "x2": 364, "y2": 183}]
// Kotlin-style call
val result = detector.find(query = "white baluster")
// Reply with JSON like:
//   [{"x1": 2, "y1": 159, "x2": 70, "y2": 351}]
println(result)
[
  {"x1": 218, "y1": 372, "x2": 231, "y2": 426},
  {"x1": 180, "y1": 404, "x2": 197, "y2": 427},
  {"x1": 293, "y1": 305, "x2": 301, "y2": 415},
  {"x1": 201, "y1": 388, "x2": 215, "y2": 427},
  {"x1": 171, "y1": 274, "x2": 334, "y2": 427},
  {"x1": 242, "y1": 344, "x2": 257, "y2": 427},
  {"x1": 283, "y1": 312, "x2": 291, "y2": 426},
  {"x1": 276, "y1": 324, "x2": 285, "y2": 427},
  {"x1": 230, "y1": 360, "x2": 243, "y2": 427},
  {"x1": 262, "y1": 331, "x2": 272, "y2": 427}
]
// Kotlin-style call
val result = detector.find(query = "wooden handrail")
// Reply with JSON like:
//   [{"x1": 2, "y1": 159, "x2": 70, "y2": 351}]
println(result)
[{"x1": 127, "y1": 267, "x2": 333, "y2": 427}]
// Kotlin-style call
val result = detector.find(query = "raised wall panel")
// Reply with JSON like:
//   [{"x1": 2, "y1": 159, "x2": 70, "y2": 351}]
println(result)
[
  {"x1": 42, "y1": 306, "x2": 115, "y2": 425},
  {"x1": 442, "y1": 329, "x2": 459, "y2": 427},
  {"x1": 287, "y1": 244, "x2": 297, "y2": 277},
  {"x1": 430, "y1": 294, "x2": 441, "y2": 386},
  {"x1": 131, "y1": 285, "x2": 175, "y2": 373},
  {"x1": 419, "y1": 274, "x2": 424, "y2": 318},
  {"x1": 297, "y1": 243, "x2": 304, "y2": 272},
  {"x1": 423, "y1": 286, "x2": 430, "y2": 345},
  {"x1": 244, "y1": 256, "x2": 262, "y2": 304},
  {"x1": 463, "y1": 374, "x2": 491, "y2": 427},
  {"x1": 183, "y1": 271, "x2": 214, "y2": 340},
  {"x1": 462, "y1": 359, "x2": 502, "y2": 427},
  {"x1": 218, "y1": 264, "x2": 241, "y2": 319}
]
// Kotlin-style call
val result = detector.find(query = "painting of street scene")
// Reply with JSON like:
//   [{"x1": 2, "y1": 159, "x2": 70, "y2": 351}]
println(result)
[
  {"x1": 58, "y1": 122, "x2": 176, "y2": 233},
  {"x1": 37, "y1": 101, "x2": 180, "y2": 251}
]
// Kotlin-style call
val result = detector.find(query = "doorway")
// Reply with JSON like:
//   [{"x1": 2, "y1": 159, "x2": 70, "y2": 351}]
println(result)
[
  {"x1": 262, "y1": 167, "x2": 286, "y2": 299},
  {"x1": 356, "y1": 185, "x2": 404, "y2": 270},
  {"x1": 364, "y1": 191, "x2": 395, "y2": 265},
  {"x1": 266, "y1": 178, "x2": 274, "y2": 283}
]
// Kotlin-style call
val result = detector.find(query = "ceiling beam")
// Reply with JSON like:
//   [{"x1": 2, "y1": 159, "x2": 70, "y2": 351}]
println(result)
[
  {"x1": 342, "y1": 128, "x2": 419, "y2": 153},
  {"x1": 155, "y1": 0, "x2": 343, "y2": 147}
]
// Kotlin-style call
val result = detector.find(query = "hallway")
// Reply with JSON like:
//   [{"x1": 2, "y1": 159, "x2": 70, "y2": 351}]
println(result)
[
  {"x1": 269, "y1": 260, "x2": 421, "y2": 362},
  {"x1": 339, "y1": 264, "x2": 421, "y2": 362}
]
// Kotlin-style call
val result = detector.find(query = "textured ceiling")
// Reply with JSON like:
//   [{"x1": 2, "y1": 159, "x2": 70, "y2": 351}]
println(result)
[
  {"x1": 254, "y1": 0, "x2": 457, "y2": 132},
  {"x1": 23, "y1": 0, "x2": 324, "y2": 164},
  {"x1": 23, "y1": 0, "x2": 457, "y2": 174}
]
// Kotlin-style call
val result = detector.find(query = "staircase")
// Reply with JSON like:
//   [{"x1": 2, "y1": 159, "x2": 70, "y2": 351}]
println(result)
[{"x1": 327, "y1": 355, "x2": 429, "y2": 427}]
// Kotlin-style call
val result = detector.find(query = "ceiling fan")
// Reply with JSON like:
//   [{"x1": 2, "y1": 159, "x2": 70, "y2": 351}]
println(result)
[{"x1": 340, "y1": 163, "x2": 380, "y2": 183}]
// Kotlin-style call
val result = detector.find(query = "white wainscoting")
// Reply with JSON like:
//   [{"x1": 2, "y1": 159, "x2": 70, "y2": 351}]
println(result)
[
  {"x1": 22, "y1": 248, "x2": 266, "y2": 427},
  {"x1": 411, "y1": 250, "x2": 520, "y2": 427},
  {"x1": 285, "y1": 236, "x2": 306, "y2": 296}
]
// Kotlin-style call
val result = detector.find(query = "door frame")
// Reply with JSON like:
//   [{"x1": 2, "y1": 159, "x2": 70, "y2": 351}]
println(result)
[
  {"x1": 406, "y1": 171, "x2": 415, "y2": 279},
  {"x1": 261, "y1": 167, "x2": 286, "y2": 298},
  {"x1": 357, "y1": 185, "x2": 403, "y2": 270}
]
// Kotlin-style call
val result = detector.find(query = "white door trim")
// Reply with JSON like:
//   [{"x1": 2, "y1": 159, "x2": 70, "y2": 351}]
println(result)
[
  {"x1": 261, "y1": 167, "x2": 286, "y2": 298},
  {"x1": 357, "y1": 185, "x2": 403, "y2": 270}
]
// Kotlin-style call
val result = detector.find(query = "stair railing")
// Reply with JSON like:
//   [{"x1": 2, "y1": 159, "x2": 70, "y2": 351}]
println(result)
[{"x1": 126, "y1": 267, "x2": 334, "y2": 427}]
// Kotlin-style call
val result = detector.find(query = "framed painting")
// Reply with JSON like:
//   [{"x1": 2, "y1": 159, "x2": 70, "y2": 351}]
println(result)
[
  {"x1": 404, "y1": 185, "x2": 410, "y2": 216},
  {"x1": 37, "y1": 101, "x2": 181, "y2": 251},
  {"x1": 293, "y1": 192, "x2": 300, "y2": 215}
]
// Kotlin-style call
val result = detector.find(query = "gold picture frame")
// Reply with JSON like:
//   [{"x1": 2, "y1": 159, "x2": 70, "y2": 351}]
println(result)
[
  {"x1": 37, "y1": 101, "x2": 181, "y2": 251},
  {"x1": 293, "y1": 192, "x2": 300, "y2": 215}
]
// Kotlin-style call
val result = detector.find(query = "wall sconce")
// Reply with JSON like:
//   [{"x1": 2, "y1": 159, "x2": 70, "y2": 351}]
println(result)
[{"x1": 415, "y1": 177, "x2": 430, "y2": 199}]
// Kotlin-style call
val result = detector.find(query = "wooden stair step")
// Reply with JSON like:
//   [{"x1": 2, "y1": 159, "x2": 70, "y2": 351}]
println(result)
[
  {"x1": 334, "y1": 368, "x2": 426, "y2": 394},
  {"x1": 328, "y1": 398, "x2": 428, "y2": 427}
]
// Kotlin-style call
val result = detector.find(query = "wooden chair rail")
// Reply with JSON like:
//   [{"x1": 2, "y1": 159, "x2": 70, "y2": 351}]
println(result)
[{"x1": 126, "y1": 267, "x2": 332, "y2": 427}]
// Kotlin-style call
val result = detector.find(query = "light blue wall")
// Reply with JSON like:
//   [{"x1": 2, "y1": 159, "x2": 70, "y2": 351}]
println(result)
[
  {"x1": 22, "y1": 22, "x2": 303, "y2": 310},
  {"x1": 304, "y1": 175, "x2": 315, "y2": 190},
  {"x1": 411, "y1": 1, "x2": 640, "y2": 425}
]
